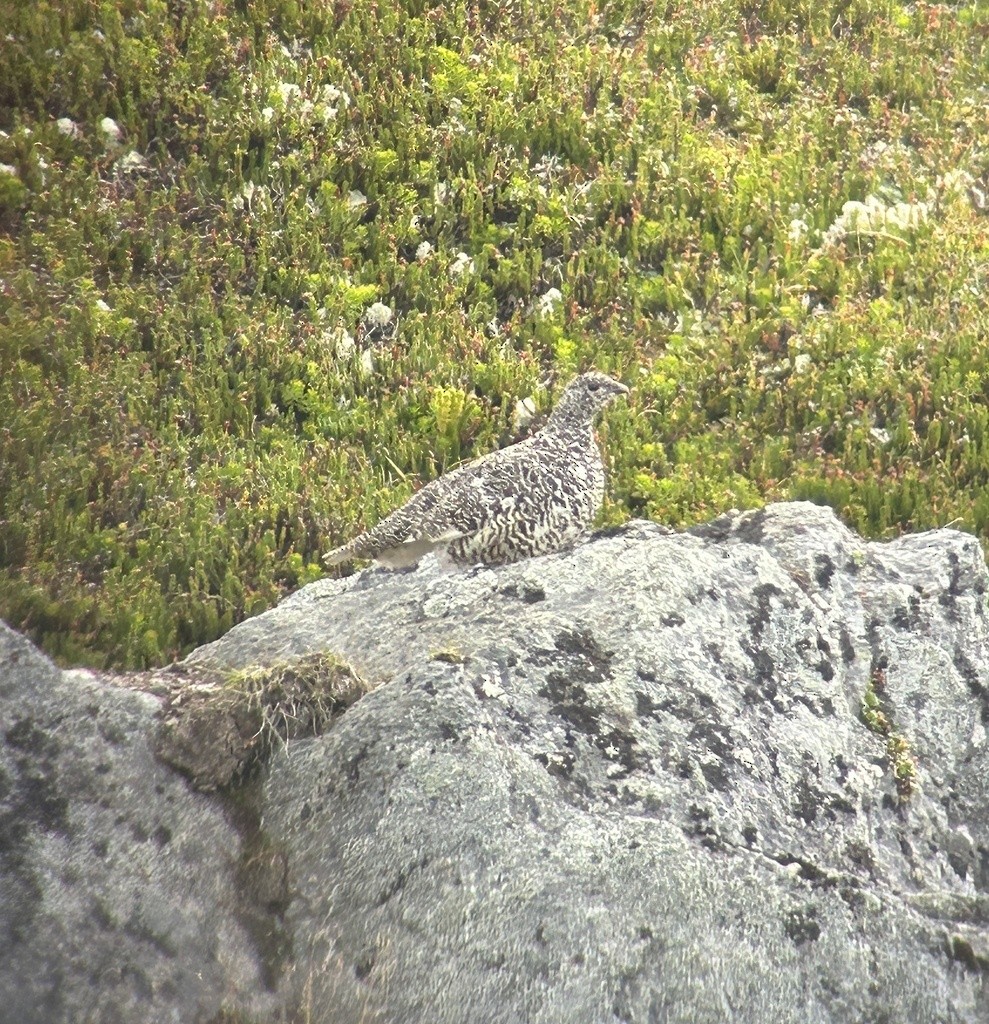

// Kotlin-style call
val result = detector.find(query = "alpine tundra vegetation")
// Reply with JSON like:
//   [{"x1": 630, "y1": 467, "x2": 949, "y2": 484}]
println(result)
[{"x1": 0, "y1": 0, "x2": 988, "y2": 667}]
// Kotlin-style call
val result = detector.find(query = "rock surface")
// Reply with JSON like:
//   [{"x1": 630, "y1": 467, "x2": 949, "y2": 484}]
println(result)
[
  {"x1": 0, "y1": 627, "x2": 280, "y2": 1023},
  {"x1": 3, "y1": 502, "x2": 989, "y2": 1022}
]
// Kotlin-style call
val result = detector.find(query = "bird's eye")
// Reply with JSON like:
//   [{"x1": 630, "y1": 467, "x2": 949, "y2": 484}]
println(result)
[{"x1": 587, "y1": 379, "x2": 601, "y2": 392}]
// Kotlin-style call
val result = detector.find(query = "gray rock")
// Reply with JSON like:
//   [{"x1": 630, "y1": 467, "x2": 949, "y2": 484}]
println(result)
[
  {"x1": 4, "y1": 502, "x2": 988, "y2": 1022},
  {"x1": 0, "y1": 626, "x2": 279, "y2": 1024}
]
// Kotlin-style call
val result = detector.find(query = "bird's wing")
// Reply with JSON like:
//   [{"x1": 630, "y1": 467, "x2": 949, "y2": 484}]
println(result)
[{"x1": 323, "y1": 440, "x2": 538, "y2": 566}]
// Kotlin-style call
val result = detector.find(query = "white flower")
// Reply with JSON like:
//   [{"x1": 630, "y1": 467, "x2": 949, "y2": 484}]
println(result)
[
  {"x1": 347, "y1": 189, "x2": 367, "y2": 210},
  {"x1": 277, "y1": 82, "x2": 301, "y2": 105},
  {"x1": 792, "y1": 353, "x2": 812, "y2": 374},
  {"x1": 788, "y1": 218, "x2": 809, "y2": 244},
  {"x1": 359, "y1": 349, "x2": 375, "y2": 375},
  {"x1": 448, "y1": 97, "x2": 463, "y2": 114},
  {"x1": 416, "y1": 241, "x2": 433, "y2": 261},
  {"x1": 940, "y1": 168, "x2": 974, "y2": 196},
  {"x1": 885, "y1": 201, "x2": 928, "y2": 231},
  {"x1": 434, "y1": 181, "x2": 450, "y2": 204},
  {"x1": 324, "y1": 321, "x2": 355, "y2": 358},
  {"x1": 56, "y1": 117, "x2": 80, "y2": 138},
  {"x1": 536, "y1": 287, "x2": 563, "y2": 316},
  {"x1": 513, "y1": 396, "x2": 537, "y2": 431},
  {"x1": 449, "y1": 251, "x2": 474, "y2": 278},
  {"x1": 822, "y1": 193, "x2": 929, "y2": 245},
  {"x1": 320, "y1": 84, "x2": 350, "y2": 108},
  {"x1": 485, "y1": 317, "x2": 500, "y2": 337},
  {"x1": 870, "y1": 427, "x2": 891, "y2": 445},
  {"x1": 0, "y1": 163, "x2": 18, "y2": 178},
  {"x1": 533, "y1": 153, "x2": 563, "y2": 182},
  {"x1": 261, "y1": 106, "x2": 275, "y2": 122},
  {"x1": 115, "y1": 150, "x2": 147, "y2": 173},
  {"x1": 100, "y1": 117, "x2": 122, "y2": 146},
  {"x1": 95, "y1": 299, "x2": 111, "y2": 312},
  {"x1": 840, "y1": 197, "x2": 884, "y2": 233},
  {"x1": 364, "y1": 301, "x2": 393, "y2": 327}
]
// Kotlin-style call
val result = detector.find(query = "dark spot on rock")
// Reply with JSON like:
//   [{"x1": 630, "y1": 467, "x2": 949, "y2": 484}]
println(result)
[
  {"x1": 354, "y1": 953, "x2": 375, "y2": 980},
  {"x1": 742, "y1": 824, "x2": 758, "y2": 846},
  {"x1": 500, "y1": 582, "x2": 546, "y2": 603},
  {"x1": 636, "y1": 667, "x2": 656, "y2": 682},
  {"x1": 438, "y1": 722, "x2": 460, "y2": 742},
  {"x1": 661, "y1": 611, "x2": 685, "y2": 627},
  {"x1": 346, "y1": 746, "x2": 369, "y2": 784},
  {"x1": 698, "y1": 758, "x2": 731, "y2": 791},
  {"x1": 814, "y1": 554, "x2": 836, "y2": 589},
  {"x1": 891, "y1": 604, "x2": 918, "y2": 631},
  {"x1": 703, "y1": 642, "x2": 723, "y2": 663},
  {"x1": 838, "y1": 628, "x2": 856, "y2": 663},
  {"x1": 91, "y1": 898, "x2": 115, "y2": 931},
  {"x1": 792, "y1": 777, "x2": 821, "y2": 824},
  {"x1": 688, "y1": 514, "x2": 734, "y2": 542},
  {"x1": 947, "y1": 935, "x2": 989, "y2": 976},
  {"x1": 152, "y1": 825, "x2": 172, "y2": 847},
  {"x1": 534, "y1": 748, "x2": 576, "y2": 779},
  {"x1": 770, "y1": 852, "x2": 834, "y2": 887},
  {"x1": 300, "y1": 801, "x2": 312, "y2": 822},
  {"x1": 6, "y1": 718, "x2": 59, "y2": 758},
  {"x1": 784, "y1": 907, "x2": 821, "y2": 945},
  {"x1": 375, "y1": 854, "x2": 430, "y2": 907},
  {"x1": 794, "y1": 693, "x2": 834, "y2": 718},
  {"x1": 948, "y1": 851, "x2": 969, "y2": 882},
  {"x1": 635, "y1": 691, "x2": 663, "y2": 719},
  {"x1": 684, "y1": 803, "x2": 725, "y2": 852},
  {"x1": 552, "y1": 629, "x2": 613, "y2": 666},
  {"x1": 844, "y1": 840, "x2": 875, "y2": 872},
  {"x1": 733, "y1": 508, "x2": 770, "y2": 545},
  {"x1": 687, "y1": 720, "x2": 733, "y2": 761},
  {"x1": 597, "y1": 727, "x2": 642, "y2": 779},
  {"x1": 92, "y1": 838, "x2": 109, "y2": 858},
  {"x1": 748, "y1": 583, "x2": 782, "y2": 641},
  {"x1": 98, "y1": 719, "x2": 128, "y2": 745},
  {"x1": 954, "y1": 650, "x2": 989, "y2": 725},
  {"x1": 20, "y1": 771, "x2": 69, "y2": 835}
]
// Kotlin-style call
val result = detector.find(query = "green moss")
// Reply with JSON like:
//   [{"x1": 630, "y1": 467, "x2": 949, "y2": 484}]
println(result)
[
  {"x1": 1, "y1": 0, "x2": 988, "y2": 666},
  {"x1": 861, "y1": 665, "x2": 918, "y2": 799}
]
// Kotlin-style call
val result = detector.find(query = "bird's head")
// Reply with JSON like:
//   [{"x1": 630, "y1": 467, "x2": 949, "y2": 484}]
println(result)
[{"x1": 546, "y1": 371, "x2": 629, "y2": 431}]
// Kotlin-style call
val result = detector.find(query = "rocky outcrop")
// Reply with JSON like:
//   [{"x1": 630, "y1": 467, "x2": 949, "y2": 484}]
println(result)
[{"x1": 3, "y1": 503, "x2": 988, "y2": 1022}]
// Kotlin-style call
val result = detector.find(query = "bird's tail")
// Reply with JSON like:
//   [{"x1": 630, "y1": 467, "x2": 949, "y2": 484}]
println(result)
[{"x1": 322, "y1": 535, "x2": 372, "y2": 567}]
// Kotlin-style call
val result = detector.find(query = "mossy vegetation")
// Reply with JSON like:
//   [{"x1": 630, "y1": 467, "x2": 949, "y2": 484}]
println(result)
[
  {"x1": 153, "y1": 651, "x2": 371, "y2": 790},
  {"x1": 1, "y1": 0, "x2": 987, "y2": 667},
  {"x1": 862, "y1": 664, "x2": 917, "y2": 798}
]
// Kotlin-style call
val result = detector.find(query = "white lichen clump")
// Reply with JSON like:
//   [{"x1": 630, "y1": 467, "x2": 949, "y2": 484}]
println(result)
[
  {"x1": 535, "y1": 287, "x2": 564, "y2": 317},
  {"x1": 364, "y1": 301, "x2": 393, "y2": 327},
  {"x1": 822, "y1": 195, "x2": 930, "y2": 246},
  {"x1": 449, "y1": 251, "x2": 475, "y2": 278}
]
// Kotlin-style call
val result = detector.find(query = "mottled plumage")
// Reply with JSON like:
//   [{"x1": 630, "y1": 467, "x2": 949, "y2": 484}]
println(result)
[{"x1": 323, "y1": 371, "x2": 629, "y2": 569}]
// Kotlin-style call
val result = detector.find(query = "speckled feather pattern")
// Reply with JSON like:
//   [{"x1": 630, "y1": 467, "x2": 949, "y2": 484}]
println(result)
[{"x1": 324, "y1": 372, "x2": 629, "y2": 568}]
